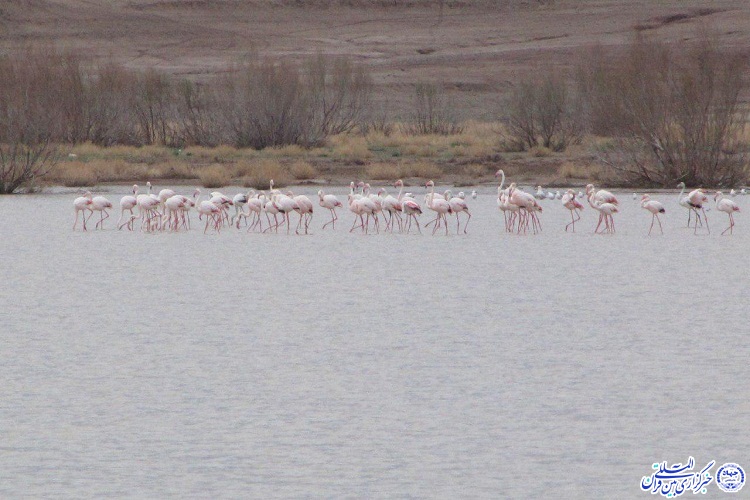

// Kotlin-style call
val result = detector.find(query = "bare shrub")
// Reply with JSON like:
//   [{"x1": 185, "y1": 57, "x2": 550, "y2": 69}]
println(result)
[
  {"x1": 305, "y1": 54, "x2": 372, "y2": 137},
  {"x1": 133, "y1": 68, "x2": 175, "y2": 145},
  {"x1": 174, "y1": 80, "x2": 222, "y2": 147},
  {"x1": 403, "y1": 83, "x2": 464, "y2": 136},
  {"x1": 0, "y1": 142, "x2": 61, "y2": 193},
  {"x1": 589, "y1": 30, "x2": 748, "y2": 186},
  {"x1": 506, "y1": 70, "x2": 583, "y2": 152}
]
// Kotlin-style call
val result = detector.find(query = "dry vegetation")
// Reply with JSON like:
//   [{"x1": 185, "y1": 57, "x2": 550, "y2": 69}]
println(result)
[{"x1": 1, "y1": 1, "x2": 749, "y2": 191}]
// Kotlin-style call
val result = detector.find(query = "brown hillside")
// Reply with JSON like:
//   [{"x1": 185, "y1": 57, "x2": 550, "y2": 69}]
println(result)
[{"x1": 1, "y1": 0, "x2": 749, "y2": 119}]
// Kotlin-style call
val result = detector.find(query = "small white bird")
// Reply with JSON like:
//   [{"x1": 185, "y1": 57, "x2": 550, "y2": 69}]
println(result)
[
  {"x1": 577, "y1": 191, "x2": 584, "y2": 199},
  {"x1": 730, "y1": 189, "x2": 737, "y2": 197},
  {"x1": 471, "y1": 190, "x2": 477, "y2": 200},
  {"x1": 741, "y1": 188, "x2": 747, "y2": 196},
  {"x1": 632, "y1": 193, "x2": 637, "y2": 200},
  {"x1": 555, "y1": 190, "x2": 562, "y2": 200}
]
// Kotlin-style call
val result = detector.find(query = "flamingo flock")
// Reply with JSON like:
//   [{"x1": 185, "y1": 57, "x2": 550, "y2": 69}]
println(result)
[{"x1": 71, "y1": 175, "x2": 743, "y2": 236}]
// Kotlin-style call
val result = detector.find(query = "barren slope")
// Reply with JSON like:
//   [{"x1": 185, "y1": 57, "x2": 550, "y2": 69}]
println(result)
[{"x1": 1, "y1": 0, "x2": 749, "y2": 118}]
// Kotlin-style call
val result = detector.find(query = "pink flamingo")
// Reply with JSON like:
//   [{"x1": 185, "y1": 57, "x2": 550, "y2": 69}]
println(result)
[
  {"x1": 586, "y1": 184, "x2": 619, "y2": 206},
  {"x1": 86, "y1": 195, "x2": 113, "y2": 230},
  {"x1": 507, "y1": 183, "x2": 542, "y2": 234},
  {"x1": 290, "y1": 192, "x2": 314, "y2": 234},
  {"x1": 687, "y1": 188, "x2": 710, "y2": 234},
  {"x1": 398, "y1": 184, "x2": 422, "y2": 234},
  {"x1": 640, "y1": 194, "x2": 666, "y2": 235},
  {"x1": 195, "y1": 189, "x2": 222, "y2": 233},
  {"x1": 562, "y1": 189, "x2": 584, "y2": 232},
  {"x1": 588, "y1": 191, "x2": 618, "y2": 234},
  {"x1": 382, "y1": 183, "x2": 404, "y2": 232},
  {"x1": 162, "y1": 195, "x2": 186, "y2": 231},
  {"x1": 425, "y1": 180, "x2": 451, "y2": 235},
  {"x1": 714, "y1": 191, "x2": 740, "y2": 235},
  {"x1": 444, "y1": 190, "x2": 471, "y2": 234},
  {"x1": 117, "y1": 185, "x2": 138, "y2": 230},
  {"x1": 318, "y1": 190, "x2": 342, "y2": 229},
  {"x1": 73, "y1": 191, "x2": 93, "y2": 231}
]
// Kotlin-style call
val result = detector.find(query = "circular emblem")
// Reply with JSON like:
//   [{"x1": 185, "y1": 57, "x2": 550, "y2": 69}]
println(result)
[{"x1": 716, "y1": 463, "x2": 745, "y2": 493}]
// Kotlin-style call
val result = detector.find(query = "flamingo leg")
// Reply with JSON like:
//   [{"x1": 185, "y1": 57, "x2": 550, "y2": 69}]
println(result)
[
  {"x1": 702, "y1": 208, "x2": 709, "y2": 234},
  {"x1": 594, "y1": 213, "x2": 603, "y2": 233},
  {"x1": 656, "y1": 214, "x2": 663, "y2": 234}
]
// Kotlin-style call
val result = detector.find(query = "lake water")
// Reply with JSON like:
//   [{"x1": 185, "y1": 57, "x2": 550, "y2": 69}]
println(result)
[{"x1": 1, "y1": 184, "x2": 748, "y2": 498}]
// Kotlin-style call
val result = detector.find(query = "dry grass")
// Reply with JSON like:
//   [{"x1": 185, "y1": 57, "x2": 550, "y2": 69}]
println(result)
[
  {"x1": 365, "y1": 162, "x2": 401, "y2": 180},
  {"x1": 290, "y1": 160, "x2": 318, "y2": 180},
  {"x1": 239, "y1": 159, "x2": 292, "y2": 189},
  {"x1": 197, "y1": 164, "x2": 231, "y2": 188},
  {"x1": 530, "y1": 145, "x2": 553, "y2": 157},
  {"x1": 329, "y1": 135, "x2": 373, "y2": 161},
  {"x1": 401, "y1": 160, "x2": 443, "y2": 179},
  {"x1": 558, "y1": 161, "x2": 603, "y2": 181},
  {"x1": 459, "y1": 163, "x2": 490, "y2": 178}
]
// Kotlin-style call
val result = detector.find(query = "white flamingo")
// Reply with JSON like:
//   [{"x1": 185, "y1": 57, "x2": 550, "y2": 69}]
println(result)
[
  {"x1": 425, "y1": 180, "x2": 451, "y2": 235},
  {"x1": 318, "y1": 190, "x2": 342, "y2": 230},
  {"x1": 117, "y1": 185, "x2": 138, "y2": 230},
  {"x1": 640, "y1": 194, "x2": 666, "y2": 235},
  {"x1": 86, "y1": 195, "x2": 113, "y2": 230},
  {"x1": 73, "y1": 191, "x2": 93, "y2": 231},
  {"x1": 714, "y1": 191, "x2": 740, "y2": 235}
]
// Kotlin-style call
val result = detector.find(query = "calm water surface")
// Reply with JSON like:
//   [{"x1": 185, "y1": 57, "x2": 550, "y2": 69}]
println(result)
[{"x1": 0, "y1": 185, "x2": 748, "y2": 498}]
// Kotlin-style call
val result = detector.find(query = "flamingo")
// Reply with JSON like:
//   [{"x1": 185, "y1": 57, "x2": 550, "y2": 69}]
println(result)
[
  {"x1": 73, "y1": 191, "x2": 93, "y2": 231},
  {"x1": 348, "y1": 181, "x2": 365, "y2": 233},
  {"x1": 230, "y1": 190, "x2": 252, "y2": 227},
  {"x1": 425, "y1": 180, "x2": 451, "y2": 235},
  {"x1": 640, "y1": 194, "x2": 666, "y2": 235},
  {"x1": 676, "y1": 182, "x2": 702, "y2": 228},
  {"x1": 318, "y1": 190, "x2": 342, "y2": 230},
  {"x1": 714, "y1": 192, "x2": 740, "y2": 235},
  {"x1": 444, "y1": 190, "x2": 471, "y2": 234},
  {"x1": 687, "y1": 188, "x2": 710, "y2": 235},
  {"x1": 586, "y1": 184, "x2": 619, "y2": 206},
  {"x1": 86, "y1": 195, "x2": 113, "y2": 230},
  {"x1": 262, "y1": 193, "x2": 282, "y2": 233},
  {"x1": 356, "y1": 183, "x2": 380, "y2": 234},
  {"x1": 161, "y1": 195, "x2": 186, "y2": 231},
  {"x1": 381, "y1": 187, "x2": 403, "y2": 232},
  {"x1": 495, "y1": 169, "x2": 514, "y2": 232},
  {"x1": 137, "y1": 183, "x2": 162, "y2": 231},
  {"x1": 195, "y1": 189, "x2": 222, "y2": 233},
  {"x1": 395, "y1": 180, "x2": 422, "y2": 234},
  {"x1": 562, "y1": 189, "x2": 583, "y2": 232},
  {"x1": 117, "y1": 185, "x2": 138, "y2": 230},
  {"x1": 290, "y1": 191, "x2": 314, "y2": 234},
  {"x1": 507, "y1": 183, "x2": 542, "y2": 234},
  {"x1": 588, "y1": 191, "x2": 618, "y2": 234},
  {"x1": 275, "y1": 192, "x2": 299, "y2": 234},
  {"x1": 158, "y1": 187, "x2": 176, "y2": 215},
  {"x1": 237, "y1": 192, "x2": 265, "y2": 231}
]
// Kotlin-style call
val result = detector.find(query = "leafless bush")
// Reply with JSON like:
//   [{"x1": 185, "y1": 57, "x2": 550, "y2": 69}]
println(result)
[
  {"x1": 174, "y1": 80, "x2": 222, "y2": 147},
  {"x1": 586, "y1": 31, "x2": 748, "y2": 186},
  {"x1": 306, "y1": 54, "x2": 372, "y2": 136},
  {"x1": 402, "y1": 83, "x2": 464, "y2": 135},
  {"x1": 0, "y1": 141, "x2": 60, "y2": 194},
  {"x1": 359, "y1": 99, "x2": 395, "y2": 136},
  {"x1": 506, "y1": 70, "x2": 583, "y2": 152},
  {"x1": 133, "y1": 69, "x2": 175, "y2": 145}
]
